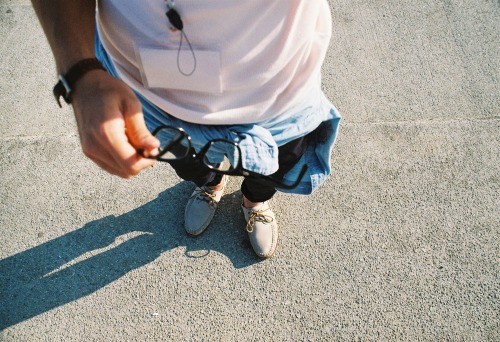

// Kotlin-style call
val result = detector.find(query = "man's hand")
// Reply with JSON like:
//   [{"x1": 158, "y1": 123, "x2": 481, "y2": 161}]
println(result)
[
  {"x1": 31, "y1": 1, "x2": 159, "y2": 178},
  {"x1": 71, "y1": 70, "x2": 160, "y2": 178}
]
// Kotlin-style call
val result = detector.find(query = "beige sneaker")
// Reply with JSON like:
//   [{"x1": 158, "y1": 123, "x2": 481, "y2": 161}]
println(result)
[
  {"x1": 241, "y1": 201, "x2": 278, "y2": 258},
  {"x1": 184, "y1": 175, "x2": 228, "y2": 236}
]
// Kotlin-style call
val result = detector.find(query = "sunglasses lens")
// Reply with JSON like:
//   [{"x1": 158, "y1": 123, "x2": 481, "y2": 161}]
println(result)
[
  {"x1": 203, "y1": 141, "x2": 240, "y2": 172},
  {"x1": 155, "y1": 127, "x2": 190, "y2": 160}
]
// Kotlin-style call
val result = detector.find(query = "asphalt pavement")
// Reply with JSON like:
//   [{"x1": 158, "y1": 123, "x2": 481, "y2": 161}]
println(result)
[{"x1": 1, "y1": 0, "x2": 498, "y2": 340}]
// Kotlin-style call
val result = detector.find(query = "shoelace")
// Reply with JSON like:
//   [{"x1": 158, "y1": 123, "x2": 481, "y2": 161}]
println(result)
[
  {"x1": 192, "y1": 187, "x2": 218, "y2": 206},
  {"x1": 245, "y1": 208, "x2": 274, "y2": 233}
]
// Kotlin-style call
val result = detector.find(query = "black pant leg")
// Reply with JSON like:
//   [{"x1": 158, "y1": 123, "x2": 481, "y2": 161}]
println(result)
[
  {"x1": 240, "y1": 135, "x2": 307, "y2": 203},
  {"x1": 167, "y1": 148, "x2": 218, "y2": 187}
]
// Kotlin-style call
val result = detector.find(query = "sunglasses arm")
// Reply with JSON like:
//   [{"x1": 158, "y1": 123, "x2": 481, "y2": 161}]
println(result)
[{"x1": 241, "y1": 164, "x2": 308, "y2": 190}]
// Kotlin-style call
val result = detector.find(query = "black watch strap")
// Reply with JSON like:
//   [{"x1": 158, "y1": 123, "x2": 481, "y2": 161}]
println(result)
[{"x1": 53, "y1": 58, "x2": 106, "y2": 107}]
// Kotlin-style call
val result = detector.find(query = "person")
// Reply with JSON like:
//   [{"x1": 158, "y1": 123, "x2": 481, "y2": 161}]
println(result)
[{"x1": 31, "y1": 0, "x2": 341, "y2": 259}]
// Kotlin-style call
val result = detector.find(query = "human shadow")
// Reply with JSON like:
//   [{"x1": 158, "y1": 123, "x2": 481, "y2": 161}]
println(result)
[{"x1": 0, "y1": 182, "x2": 260, "y2": 330}]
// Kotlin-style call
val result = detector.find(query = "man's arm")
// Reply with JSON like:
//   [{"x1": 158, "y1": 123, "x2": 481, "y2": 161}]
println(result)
[{"x1": 31, "y1": 0, "x2": 159, "y2": 178}]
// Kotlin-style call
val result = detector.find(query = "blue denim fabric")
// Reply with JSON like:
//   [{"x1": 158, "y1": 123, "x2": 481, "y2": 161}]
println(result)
[{"x1": 95, "y1": 33, "x2": 341, "y2": 195}]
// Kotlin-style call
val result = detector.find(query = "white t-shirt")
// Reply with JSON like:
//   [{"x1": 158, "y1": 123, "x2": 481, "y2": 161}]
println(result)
[{"x1": 97, "y1": 0, "x2": 332, "y2": 125}]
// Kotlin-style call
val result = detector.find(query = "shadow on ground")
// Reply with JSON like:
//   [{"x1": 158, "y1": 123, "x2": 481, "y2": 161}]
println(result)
[{"x1": 0, "y1": 182, "x2": 260, "y2": 330}]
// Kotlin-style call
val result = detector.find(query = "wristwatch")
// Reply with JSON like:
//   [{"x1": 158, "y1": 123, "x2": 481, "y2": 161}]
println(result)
[{"x1": 53, "y1": 58, "x2": 106, "y2": 107}]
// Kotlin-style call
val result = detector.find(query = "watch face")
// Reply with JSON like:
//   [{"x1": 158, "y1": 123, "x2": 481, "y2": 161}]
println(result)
[
  {"x1": 53, "y1": 80, "x2": 67, "y2": 108},
  {"x1": 58, "y1": 74, "x2": 72, "y2": 94},
  {"x1": 53, "y1": 75, "x2": 72, "y2": 107},
  {"x1": 52, "y1": 58, "x2": 105, "y2": 107}
]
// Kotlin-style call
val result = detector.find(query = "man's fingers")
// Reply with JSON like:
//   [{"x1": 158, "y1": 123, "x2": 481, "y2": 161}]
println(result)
[
  {"x1": 81, "y1": 116, "x2": 156, "y2": 178},
  {"x1": 94, "y1": 143, "x2": 156, "y2": 179},
  {"x1": 92, "y1": 156, "x2": 127, "y2": 178},
  {"x1": 99, "y1": 119, "x2": 155, "y2": 177},
  {"x1": 81, "y1": 135, "x2": 135, "y2": 178},
  {"x1": 123, "y1": 101, "x2": 160, "y2": 155},
  {"x1": 71, "y1": 72, "x2": 158, "y2": 178}
]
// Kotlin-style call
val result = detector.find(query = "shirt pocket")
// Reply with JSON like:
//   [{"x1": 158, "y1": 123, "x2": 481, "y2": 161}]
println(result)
[{"x1": 136, "y1": 46, "x2": 222, "y2": 94}]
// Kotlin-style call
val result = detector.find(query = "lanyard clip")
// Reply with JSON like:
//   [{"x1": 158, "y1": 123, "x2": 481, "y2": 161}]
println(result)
[{"x1": 166, "y1": 1, "x2": 183, "y2": 31}]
